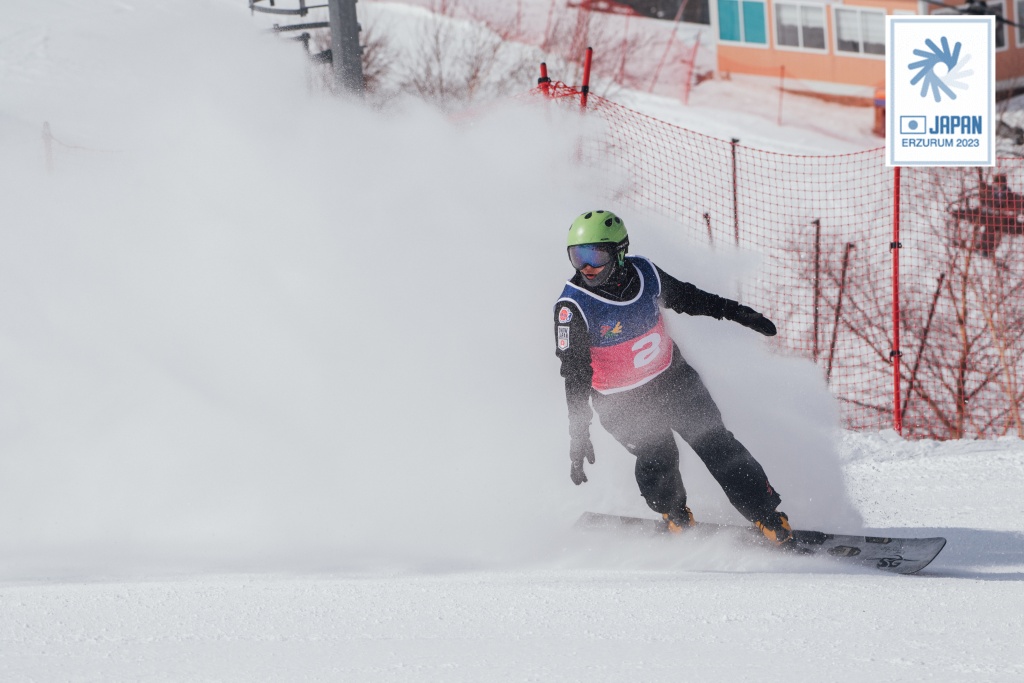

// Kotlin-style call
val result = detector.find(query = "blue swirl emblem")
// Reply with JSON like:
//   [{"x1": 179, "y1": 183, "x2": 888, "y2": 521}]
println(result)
[{"x1": 908, "y1": 36, "x2": 973, "y2": 103}]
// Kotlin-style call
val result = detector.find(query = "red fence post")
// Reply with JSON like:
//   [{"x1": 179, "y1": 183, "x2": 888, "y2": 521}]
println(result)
[
  {"x1": 580, "y1": 47, "x2": 593, "y2": 110},
  {"x1": 538, "y1": 62, "x2": 551, "y2": 97},
  {"x1": 891, "y1": 166, "x2": 903, "y2": 435}
]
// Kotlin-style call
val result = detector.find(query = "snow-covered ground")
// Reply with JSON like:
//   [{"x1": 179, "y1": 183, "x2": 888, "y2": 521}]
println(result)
[
  {"x1": 3, "y1": 433, "x2": 1022, "y2": 682},
  {"x1": 1, "y1": 1, "x2": 1022, "y2": 681}
]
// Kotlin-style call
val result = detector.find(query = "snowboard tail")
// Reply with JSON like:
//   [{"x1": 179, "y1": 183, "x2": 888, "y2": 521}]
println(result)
[{"x1": 575, "y1": 511, "x2": 946, "y2": 575}]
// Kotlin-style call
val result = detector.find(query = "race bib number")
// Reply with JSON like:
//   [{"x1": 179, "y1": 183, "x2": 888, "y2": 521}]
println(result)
[{"x1": 632, "y1": 333, "x2": 662, "y2": 368}]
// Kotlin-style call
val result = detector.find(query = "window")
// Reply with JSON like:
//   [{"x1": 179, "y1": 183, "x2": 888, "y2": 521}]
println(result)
[
  {"x1": 719, "y1": 0, "x2": 768, "y2": 44},
  {"x1": 775, "y1": 2, "x2": 826, "y2": 50},
  {"x1": 1017, "y1": 0, "x2": 1024, "y2": 45},
  {"x1": 835, "y1": 7, "x2": 885, "y2": 56},
  {"x1": 989, "y1": 1, "x2": 1006, "y2": 48}
]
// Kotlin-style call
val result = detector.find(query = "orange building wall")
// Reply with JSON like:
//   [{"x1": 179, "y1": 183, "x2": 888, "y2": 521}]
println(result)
[{"x1": 715, "y1": 0, "x2": 1024, "y2": 94}]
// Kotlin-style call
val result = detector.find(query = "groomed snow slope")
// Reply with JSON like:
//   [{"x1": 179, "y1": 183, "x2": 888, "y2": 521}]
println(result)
[
  {"x1": 1, "y1": 1, "x2": 1022, "y2": 681},
  {"x1": 2, "y1": 432, "x2": 1022, "y2": 682}
]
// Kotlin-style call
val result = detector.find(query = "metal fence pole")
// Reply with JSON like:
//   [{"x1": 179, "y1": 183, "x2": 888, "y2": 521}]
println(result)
[{"x1": 328, "y1": 0, "x2": 364, "y2": 94}]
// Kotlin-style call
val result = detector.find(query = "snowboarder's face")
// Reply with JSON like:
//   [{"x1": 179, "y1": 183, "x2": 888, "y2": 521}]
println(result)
[{"x1": 579, "y1": 264, "x2": 607, "y2": 283}]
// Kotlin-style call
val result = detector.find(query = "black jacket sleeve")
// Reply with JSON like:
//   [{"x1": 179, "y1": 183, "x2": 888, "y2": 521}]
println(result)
[
  {"x1": 553, "y1": 301, "x2": 593, "y2": 438},
  {"x1": 655, "y1": 264, "x2": 733, "y2": 318}
]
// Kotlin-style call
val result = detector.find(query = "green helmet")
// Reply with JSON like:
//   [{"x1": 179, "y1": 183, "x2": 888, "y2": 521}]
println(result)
[{"x1": 567, "y1": 210, "x2": 628, "y2": 248}]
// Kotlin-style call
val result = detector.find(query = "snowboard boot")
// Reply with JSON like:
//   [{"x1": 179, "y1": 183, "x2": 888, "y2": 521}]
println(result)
[
  {"x1": 662, "y1": 507, "x2": 696, "y2": 534},
  {"x1": 753, "y1": 510, "x2": 793, "y2": 547}
]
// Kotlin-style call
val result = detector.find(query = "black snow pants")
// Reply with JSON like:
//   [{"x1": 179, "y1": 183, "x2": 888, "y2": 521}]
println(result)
[{"x1": 591, "y1": 348, "x2": 781, "y2": 523}]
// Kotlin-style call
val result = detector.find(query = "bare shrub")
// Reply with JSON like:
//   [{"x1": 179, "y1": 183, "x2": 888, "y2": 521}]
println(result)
[
  {"x1": 536, "y1": 7, "x2": 673, "y2": 98},
  {"x1": 766, "y1": 165, "x2": 1024, "y2": 438},
  {"x1": 304, "y1": 3, "x2": 544, "y2": 110},
  {"x1": 831, "y1": 168, "x2": 1024, "y2": 438},
  {"x1": 393, "y1": 12, "x2": 541, "y2": 112}
]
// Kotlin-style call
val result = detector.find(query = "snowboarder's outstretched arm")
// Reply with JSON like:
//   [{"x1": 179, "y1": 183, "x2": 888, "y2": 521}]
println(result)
[
  {"x1": 554, "y1": 301, "x2": 595, "y2": 485},
  {"x1": 655, "y1": 265, "x2": 777, "y2": 337}
]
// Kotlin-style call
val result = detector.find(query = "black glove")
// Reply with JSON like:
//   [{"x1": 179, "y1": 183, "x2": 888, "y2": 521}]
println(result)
[
  {"x1": 724, "y1": 301, "x2": 777, "y2": 336},
  {"x1": 569, "y1": 434, "x2": 595, "y2": 485}
]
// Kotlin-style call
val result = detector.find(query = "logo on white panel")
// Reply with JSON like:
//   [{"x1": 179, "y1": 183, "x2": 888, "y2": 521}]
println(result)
[
  {"x1": 886, "y1": 16, "x2": 994, "y2": 167},
  {"x1": 909, "y1": 36, "x2": 972, "y2": 103}
]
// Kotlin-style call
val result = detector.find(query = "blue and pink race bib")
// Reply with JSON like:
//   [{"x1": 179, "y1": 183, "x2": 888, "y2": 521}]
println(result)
[{"x1": 556, "y1": 256, "x2": 672, "y2": 394}]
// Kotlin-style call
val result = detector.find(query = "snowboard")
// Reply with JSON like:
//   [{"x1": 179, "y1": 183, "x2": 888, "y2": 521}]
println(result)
[{"x1": 575, "y1": 511, "x2": 947, "y2": 575}]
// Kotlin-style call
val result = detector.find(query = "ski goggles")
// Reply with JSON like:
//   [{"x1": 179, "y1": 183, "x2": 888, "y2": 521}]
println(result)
[{"x1": 568, "y1": 243, "x2": 616, "y2": 270}]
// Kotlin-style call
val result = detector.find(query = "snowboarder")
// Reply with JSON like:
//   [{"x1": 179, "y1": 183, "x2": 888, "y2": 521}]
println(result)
[{"x1": 554, "y1": 210, "x2": 793, "y2": 545}]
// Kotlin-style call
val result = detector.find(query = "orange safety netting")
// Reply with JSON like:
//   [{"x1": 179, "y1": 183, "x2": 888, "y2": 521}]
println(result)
[{"x1": 536, "y1": 81, "x2": 1024, "y2": 439}]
